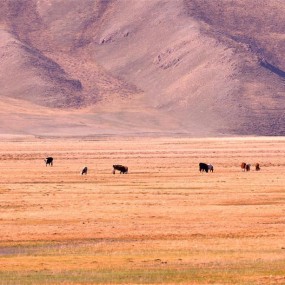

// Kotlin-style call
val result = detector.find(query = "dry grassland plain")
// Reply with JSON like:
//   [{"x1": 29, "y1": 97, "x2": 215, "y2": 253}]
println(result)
[{"x1": 0, "y1": 137, "x2": 284, "y2": 284}]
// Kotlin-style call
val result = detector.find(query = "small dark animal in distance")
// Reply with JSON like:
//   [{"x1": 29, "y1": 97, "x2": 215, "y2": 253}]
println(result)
[
  {"x1": 241, "y1": 162, "x2": 250, "y2": 171},
  {"x1": 255, "y1": 163, "x2": 260, "y2": 171},
  {"x1": 45, "y1": 157, "x2": 53, "y2": 166},
  {"x1": 199, "y1": 162, "x2": 208, "y2": 173},
  {"x1": 113, "y1": 165, "x2": 128, "y2": 174},
  {"x1": 81, "y1": 166, "x2": 88, "y2": 175}
]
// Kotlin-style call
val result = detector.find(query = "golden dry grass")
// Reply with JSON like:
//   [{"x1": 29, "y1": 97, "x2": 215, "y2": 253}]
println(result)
[{"x1": 0, "y1": 136, "x2": 284, "y2": 284}]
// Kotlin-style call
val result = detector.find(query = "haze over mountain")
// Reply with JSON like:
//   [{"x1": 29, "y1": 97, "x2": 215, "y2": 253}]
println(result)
[{"x1": 0, "y1": 0, "x2": 284, "y2": 136}]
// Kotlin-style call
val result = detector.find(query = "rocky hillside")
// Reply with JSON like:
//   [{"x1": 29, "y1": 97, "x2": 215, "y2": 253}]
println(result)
[{"x1": 0, "y1": 0, "x2": 284, "y2": 136}]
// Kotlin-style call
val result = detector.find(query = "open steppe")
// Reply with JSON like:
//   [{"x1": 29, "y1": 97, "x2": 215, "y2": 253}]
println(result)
[{"x1": 0, "y1": 137, "x2": 284, "y2": 284}]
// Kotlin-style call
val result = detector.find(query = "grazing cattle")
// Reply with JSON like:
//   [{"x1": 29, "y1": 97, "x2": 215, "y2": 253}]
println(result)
[
  {"x1": 208, "y1": 164, "x2": 214, "y2": 172},
  {"x1": 241, "y1": 162, "x2": 251, "y2": 171},
  {"x1": 44, "y1": 157, "x2": 53, "y2": 166},
  {"x1": 113, "y1": 165, "x2": 128, "y2": 174},
  {"x1": 81, "y1": 166, "x2": 88, "y2": 175},
  {"x1": 199, "y1": 163, "x2": 209, "y2": 173},
  {"x1": 241, "y1": 162, "x2": 247, "y2": 171},
  {"x1": 255, "y1": 163, "x2": 260, "y2": 171}
]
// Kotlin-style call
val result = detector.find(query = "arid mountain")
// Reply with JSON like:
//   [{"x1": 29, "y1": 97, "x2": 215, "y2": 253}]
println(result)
[{"x1": 0, "y1": 0, "x2": 284, "y2": 136}]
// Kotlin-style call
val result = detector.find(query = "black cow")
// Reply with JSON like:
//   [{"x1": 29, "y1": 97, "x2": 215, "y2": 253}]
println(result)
[
  {"x1": 44, "y1": 157, "x2": 53, "y2": 166},
  {"x1": 199, "y1": 162, "x2": 208, "y2": 173},
  {"x1": 81, "y1": 166, "x2": 88, "y2": 175},
  {"x1": 113, "y1": 165, "x2": 128, "y2": 174}
]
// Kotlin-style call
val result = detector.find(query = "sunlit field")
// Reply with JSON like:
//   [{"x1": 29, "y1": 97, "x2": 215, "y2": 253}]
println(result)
[{"x1": 0, "y1": 136, "x2": 284, "y2": 284}]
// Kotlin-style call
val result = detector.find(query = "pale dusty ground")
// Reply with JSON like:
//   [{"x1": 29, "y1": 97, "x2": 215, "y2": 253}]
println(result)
[{"x1": 0, "y1": 137, "x2": 284, "y2": 284}]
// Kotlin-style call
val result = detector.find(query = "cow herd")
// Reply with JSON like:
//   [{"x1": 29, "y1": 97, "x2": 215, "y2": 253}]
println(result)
[
  {"x1": 44, "y1": 157, "x2": 129, "y2": 175},
  {"x1": 240, "y1": 162, "x2": 260, "y2": 172},
  {"x1": 45, "y1": 157, "x2": 260, "y2": 175}
]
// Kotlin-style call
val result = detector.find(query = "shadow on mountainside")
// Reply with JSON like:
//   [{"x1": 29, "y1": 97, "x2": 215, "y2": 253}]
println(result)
[{"x1": 260, "y1": 60, "x2": 285, "y2": 79}]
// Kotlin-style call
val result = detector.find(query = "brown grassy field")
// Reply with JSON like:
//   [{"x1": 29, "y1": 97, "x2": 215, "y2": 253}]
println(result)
[{"x1": 0, "y1": 136, "x2": 284, "y2": 284}]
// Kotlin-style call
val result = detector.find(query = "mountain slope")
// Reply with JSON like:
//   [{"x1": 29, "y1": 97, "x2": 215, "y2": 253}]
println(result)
[
  {"x1": 0, "y1": 0, "x2": 284, "y2": 136},
  {"x1": 0, "y1": 29, "x2": 84, "y2": 108}
]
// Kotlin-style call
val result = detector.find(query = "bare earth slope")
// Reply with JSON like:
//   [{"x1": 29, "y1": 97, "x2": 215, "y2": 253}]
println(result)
[
  {"x1": 0, "y1": 29, "x2": 83, "y2": 108},
  {"x1": 0, "y1": 0, "x2": 284, "y2": 136}
]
